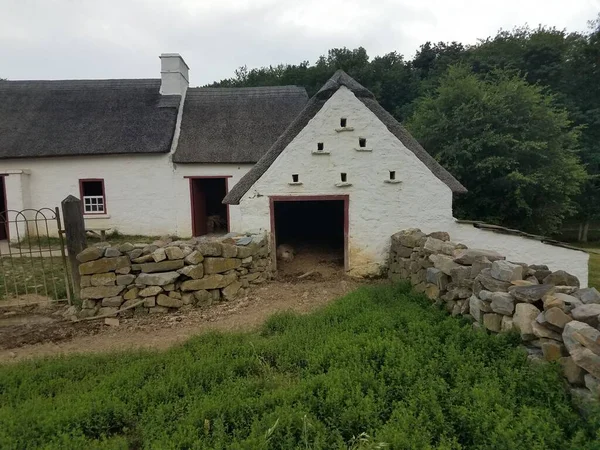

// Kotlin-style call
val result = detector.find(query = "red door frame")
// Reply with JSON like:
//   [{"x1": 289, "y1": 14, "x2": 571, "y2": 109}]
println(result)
[
  {"x1": 269, "y1": 195, "x2": 349, "y2": 271},
  {"x1": 0, "y1": 176, "x2": 8, "y2": 240},
  {"x1": 185, "y1": 176, "x2": 232, "y2": 237}
]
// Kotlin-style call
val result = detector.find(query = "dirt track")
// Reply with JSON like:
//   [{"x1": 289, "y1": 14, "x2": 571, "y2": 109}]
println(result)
[{"x1": 0, "y1": 273, "x2": 369, "y2": 363}]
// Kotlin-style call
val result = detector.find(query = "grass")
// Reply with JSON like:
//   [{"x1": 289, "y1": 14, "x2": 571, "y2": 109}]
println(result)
[
  {"x1": 0, "y1": 256, "x2": 69, "y2": 301},
  {"x1": 0, "y1": 283, "x2": 599, "y2": 449},
  {"x1": 12, "y1": 231, "x2": 175, "y2": 250},
  {"x1": 571, "y1": 242, "x2": 600, "y2": 290}
]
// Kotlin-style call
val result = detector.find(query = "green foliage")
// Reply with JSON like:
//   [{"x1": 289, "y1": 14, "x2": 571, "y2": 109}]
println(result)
[
  {"x1": 407, "y1": 66, "x2": 587, "y2": 234},
  {"x1": 0, "y1": 284, "x2": 598, "y2": 448}
]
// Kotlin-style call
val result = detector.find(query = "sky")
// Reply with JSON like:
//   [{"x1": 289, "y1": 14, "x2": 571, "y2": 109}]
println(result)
[{"x1": 0, "y1": 0, "x2": 598, "y2": 86}]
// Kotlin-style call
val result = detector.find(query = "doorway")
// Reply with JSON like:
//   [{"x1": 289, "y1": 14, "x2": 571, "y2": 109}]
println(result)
[
  {"x1": 0, "y1": 176, "x2": 7, "y2": 240},
  {"x1": 189, "y1": 177, "x2": 230, "y2": 237},
  {"x1": 270, "y1": 195, "x2": 348, "y2": 275}
]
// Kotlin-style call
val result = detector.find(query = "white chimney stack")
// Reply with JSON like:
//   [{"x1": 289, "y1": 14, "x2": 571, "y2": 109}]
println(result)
[{"x1": 159, "y1": 53, "x2": 189, "y2": 96}]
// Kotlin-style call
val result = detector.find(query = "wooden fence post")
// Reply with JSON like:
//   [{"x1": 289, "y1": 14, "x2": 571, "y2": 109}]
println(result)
[{"x1": 61, "y1": 195, "x2": 87, "y2": 296}]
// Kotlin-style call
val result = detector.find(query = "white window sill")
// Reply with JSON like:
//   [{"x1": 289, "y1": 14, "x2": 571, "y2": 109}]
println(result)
[
  {"x1": 335, "y1": 182, "x2": 353, "y2": 187},
  {"x1": 384, "y1": 180, "x2": 402, "y2": 184},
  {"x1": 335, "y1": 127, "x2": 354, "y2": 132},
  {"x1": 288, "y1": 182, "x2": 303, "y2": 186},
  {"x1": 312, "y1": 151, "x2": 331, "y2": 155},
  {"x1": 84, "y1": 214, "x2": 111, "y2": 219},
  {"x1": 354, "y1": 147, "x2": 373, "y2": 152}
]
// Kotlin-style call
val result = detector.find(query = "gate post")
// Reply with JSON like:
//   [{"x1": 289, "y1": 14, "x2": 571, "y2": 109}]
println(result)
[{"x1": 61, "y1": 195, "x2": 87, "y2": 297}]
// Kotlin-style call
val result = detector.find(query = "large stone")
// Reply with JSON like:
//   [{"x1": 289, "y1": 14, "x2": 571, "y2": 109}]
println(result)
[
  {"x1": 584, "y1": 374, "x2": 600, "y2": 397},
  {"x1": 139, "y1": 286, "x2": 162, "y2": 297},
  {"x1": 543, "y1": 270, "x2": 580, "y2": 287},
  {"x1": 156, "y1": 293, "x2": 183, "y2": 308},
  {"x1": 454, "y1": 249, "x2": 505, "y2": 265},
  {"x1": 429, "y1": 254, "x2": 461, "y2": 276},
  {"x1": 469, "y1": 295, "x2": 483, "y2": 323},
  {"x1": 203, "y1": 257, "x2": 241, "y2": 274},
  {"x1": 136, "y1": 271, "x2": 180, "y2": 286},
  {"x1": 181, "y1": 273, "x2": 237, "y2": 291},
  {"x1": 77, "y1": 247, "x2": 104, "y2": 263},
  {"x1": 423, "y1": 237, "x2": 455, "y2": 256},
  {"x1": 193, "y1": 289, "x2": 211, "y2": 306},
  {"x1": 80, "y1": 285, "x2": 125, "y2": 299},
  {"x1": 563, "y1": 320, "x2": 600, "y2": 355},
  {"x1": 544, "y1": 307, "x2": 572, "y2": 329},
  {"x1": 222, "y1": 280, "x2": 242, "y2": 300},
  {"x1": 569, "y1": 347, "x2": 600, "y2": 379},
  {"x1": 98, "y1": 307, "x2": 119, "y2": 316},
  {"x1": 184, "y1": 250, "x2": 204, "y2": 265},
  {"x1": 475, "y1": 269, "x2": 512, "y2": 292},
  {"x1": 118, "y1": 243, "x2": 135, "y2": 253},
  {"x1": 132, "y1": 254, "x2": 154, "y2": 264},
  {"x1": 221, "y1": 244, "x2": 238, "y2": 258},
  {"x1": 152, "y1": 247, "x2": 167, "y2": 262},
  {"x1": 559, "y1": 356, "x2": 585, "y2": 385},
  {"x1": 449, "y1": 265, "x2": 473, "y2": 285},
  {"x1": 576, "y1": 287, "x2": 600, "y2": 305},
  {"x1": 532, "y1": 322, "x2": 562, "y2": 341},
  {"x1": 90, "y1": 272, "x2": 116, "y2": 286},
  {"x1": 428, "y1": 231, "x2": 450, "y2": 241},
  {"x1": 391, "y1": 228, "x2": 426, "y2": 248},
  {"x1": 236, "y1": 244, "x2": 258, "y2": 259},
  {"x1": 79, "y1": 256, "x2": 130, "y2": 275},
  {"x1": 513, "y1": 303, "x2": 541, "y2": 341},
  {"x1": 483, "y1": 313, "x2": 502, "y2": 332},
  {"x1": 470, "y1": 257, "x2": 492, "y2": 279},
  {"x1": 123, "y1": 287, "x2": 139, "y2": 300},
  {"x1": 489, "y1": 292, "x2": 515, "y2": 315},
  {"x1": 143, "y1": 296, "x2": 156, "y2": 307},
  {"x1": 165, "y1": 246, "x2": 184, "y2": 260},
  {"x1": 135, "y1": 260, "x2": 184, "y2": 273},
  {"x1": 116, "y1": 274, "x2": 135, "y2": 286},
  {"x1": 501, "y1": 316, "x2": 516, "y2": 332},
  {"x1": 102, "y1": 296, "x2": 124, "y2": 307},
  {"x1": 509, "y1": 284, "x2": 554, "y2": 303},
  {"x1": 424, "y1": 284, "x2": 440, "y2": 300},
  {"x1": 490, "y1": 260, "x2": 523, "y2": 282},
  {"x1": 196, "y1": 241, "x2": 222, "y2": 256},
  {"x1": 542, "y1": 341, "x2": 566, "y2": 362},
  {"x1": 104, "y1": 247, "x2": 122, "y2": 258},
  {"x1": 392, "y1": 245, "x2": 413, "y2": 258},
  {"x1": 179, "y1": 264, "x2": 204, "y2": 279},
  {"x1": 426, "y1": 267, "x2": 449, "y2": 289},
  {"x1": 571, "y1": 304, "x2": 600, "y2": 326}
]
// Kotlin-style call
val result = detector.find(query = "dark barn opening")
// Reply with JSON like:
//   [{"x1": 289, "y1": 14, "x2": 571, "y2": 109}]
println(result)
[
  {"x1": 190, "y1": 178, "x2": 229, "y2": 236},
  {"x1": 273, "y1": 199, "x2": 345, "y2": 275}
]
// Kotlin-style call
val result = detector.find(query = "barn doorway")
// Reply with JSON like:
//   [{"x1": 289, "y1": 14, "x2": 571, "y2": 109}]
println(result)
[
  {"x1": 271, "y1": 196, "x2": 348, "y2": 277},
  {"x1": 0, "y1": 176, "x2": 7, "y2": 240},
  {"x1": 189, "y1": 177, "x2": 230, "y2": 237}
]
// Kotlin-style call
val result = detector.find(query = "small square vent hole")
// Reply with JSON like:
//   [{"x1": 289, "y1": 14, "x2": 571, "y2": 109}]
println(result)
[
  {"x1": 359, "y1": 138, "x2": 367, "y2": 148},
  {"x1": 292, "y1": 174, "x2": 299, "y2": 183},
  {"x1": 340, "y1": 118, "x2": 347, "y2": 127},
  {"x1": 317, "y1": 142, "x2": 324, "y2": 151}
]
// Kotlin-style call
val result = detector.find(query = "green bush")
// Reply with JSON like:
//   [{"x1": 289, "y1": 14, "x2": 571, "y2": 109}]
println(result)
[{"x1": 0, "y1": 283, "x2": 598, "y2": 449}]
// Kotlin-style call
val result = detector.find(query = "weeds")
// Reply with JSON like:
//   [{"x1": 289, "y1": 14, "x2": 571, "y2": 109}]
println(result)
[{"x1": 0, "y1": 283, "x2": 599, "y2": 448}]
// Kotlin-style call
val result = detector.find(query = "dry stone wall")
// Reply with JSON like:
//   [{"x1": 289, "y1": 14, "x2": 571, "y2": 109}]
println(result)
[
  {"x1": 76, "y1": 232, "x2": 271, "y2": 318},
  {"x1": 389, "y1": 228, "x2": 600, "y2": 401}
]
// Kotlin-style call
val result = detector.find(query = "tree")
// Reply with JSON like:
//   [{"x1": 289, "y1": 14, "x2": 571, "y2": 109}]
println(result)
[{"x1": 407, "y1": 65, "x2": 587, "y2": 235}]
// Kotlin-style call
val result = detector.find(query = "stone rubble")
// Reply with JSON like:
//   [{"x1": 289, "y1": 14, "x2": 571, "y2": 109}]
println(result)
[
  {"x1": 76, "y1": 232, "x2": 271, "y2": 321},
  {"x1": 388, "y1": 228, "x2": 600, "y2": 400}
]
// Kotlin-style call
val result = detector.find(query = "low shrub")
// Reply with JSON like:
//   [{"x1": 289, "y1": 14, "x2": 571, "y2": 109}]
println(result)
[{"x1": 0, "y1": 283, "x2": 598, "y2": 449}]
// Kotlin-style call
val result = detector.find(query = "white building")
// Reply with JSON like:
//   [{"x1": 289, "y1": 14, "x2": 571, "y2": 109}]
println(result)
[
  {"x1": 0, "y1": 56, "x2": 589, "y2": 284},
  {"x1": 0, "y1": 54, "x2": 307, "y2": 239}
]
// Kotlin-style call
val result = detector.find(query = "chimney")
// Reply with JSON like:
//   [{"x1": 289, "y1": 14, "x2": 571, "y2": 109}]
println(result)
[{"x1": 159, "y1": 53, "x2": 189, "y2": 96}]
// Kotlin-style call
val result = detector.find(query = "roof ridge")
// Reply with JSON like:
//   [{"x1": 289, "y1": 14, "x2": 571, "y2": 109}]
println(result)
[
  {"x1": 315, "y1": 69, "x2": 375, "y2": 100},
  {"x1": 0, "y1": 79, "x2": 161, "y2": 91}
]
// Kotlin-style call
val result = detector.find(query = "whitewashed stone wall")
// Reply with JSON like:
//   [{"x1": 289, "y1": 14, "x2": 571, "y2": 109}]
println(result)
[
  {"x1": 0, "y1": 155, "x2": 252, "y2": 238},
  {"x1": 389, "y1": 228, "x2": 600, "y2": 401}
]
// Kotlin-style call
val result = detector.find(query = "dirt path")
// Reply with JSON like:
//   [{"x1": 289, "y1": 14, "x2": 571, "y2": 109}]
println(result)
[{"x1": 0, "y1": 276, "x2": 369, "y2": 363}]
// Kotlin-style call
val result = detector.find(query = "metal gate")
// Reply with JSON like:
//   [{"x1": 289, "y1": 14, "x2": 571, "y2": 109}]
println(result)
[{"x1": 0, "y1": 208, "x2": 72, "y2": 306}]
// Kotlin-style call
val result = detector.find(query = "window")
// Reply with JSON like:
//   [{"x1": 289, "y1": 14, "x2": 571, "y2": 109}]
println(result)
[{"x1": 80, "y1": 179, "x2": 106, "y2": 214}]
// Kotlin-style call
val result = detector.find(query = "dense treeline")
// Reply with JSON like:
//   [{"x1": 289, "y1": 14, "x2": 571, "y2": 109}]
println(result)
[{"x1": 210, "y1": 17, "x2": 600, "y2": 239}]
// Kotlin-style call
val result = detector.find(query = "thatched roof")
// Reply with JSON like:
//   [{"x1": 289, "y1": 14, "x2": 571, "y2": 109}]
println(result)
[
  {"x1": 223, "y1": 70, "x2": 467, "y2": 204},
  {"x1": 173, "y1": 86, "x2": 308, "y2": 163},
  {"x1": 0, "y1": 79, "x2": 180, "y2": 159}
]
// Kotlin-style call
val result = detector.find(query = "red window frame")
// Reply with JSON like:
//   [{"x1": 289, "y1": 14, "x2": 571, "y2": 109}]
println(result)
[{"x1": 79, "y1": 178, "x2": 107, "y2": 215}]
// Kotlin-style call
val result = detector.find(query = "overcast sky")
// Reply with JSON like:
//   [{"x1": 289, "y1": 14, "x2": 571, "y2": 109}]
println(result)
[{"x1": 1, "y1": 0, "x2": 598, "y2": 86}]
